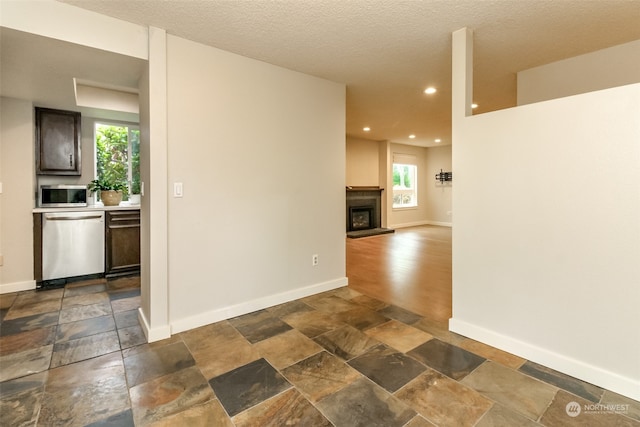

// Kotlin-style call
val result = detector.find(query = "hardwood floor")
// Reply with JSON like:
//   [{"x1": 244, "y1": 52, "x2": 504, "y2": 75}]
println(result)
[{"x1": 346, "y1": 225, "x2": 452, "y2": 322}]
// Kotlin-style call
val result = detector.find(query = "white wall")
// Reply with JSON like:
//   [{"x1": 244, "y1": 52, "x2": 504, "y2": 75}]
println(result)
[
  {"x1": 0, "y1": 97, "x2": 35, "y2": 292},
  {"x1": 346, "y1": 136, "x2": 379, "y2": 186},
  {"x1": 451, "y1": 29, "x2": 640, "y2": 400},
  {"x1": 517, "y1": 39, "x2": 640, "y2": 105},
  {"x1": 424, "y1": 145, "x2": 452, "y2": 226},
  {"x1": 165, "y1": 35, "x2": 346, "y2": 333}
]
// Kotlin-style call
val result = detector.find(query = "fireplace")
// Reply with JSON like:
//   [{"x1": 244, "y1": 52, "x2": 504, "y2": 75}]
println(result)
[
  {"x1": 345, "y1": 187, "x2": 393, "y2": 238},
  {"x1": 346, "y1": 187, "x2": 381, "y2": 232},
  {"x1": 345, "y1": 187, "x2": 394, "y2": 239},
  {"x1": 349, "y1": 206, "x2": 374, "y2": 231},
  {"x1": 345, "y1": 186, "x2": 395, "y2": 240}
]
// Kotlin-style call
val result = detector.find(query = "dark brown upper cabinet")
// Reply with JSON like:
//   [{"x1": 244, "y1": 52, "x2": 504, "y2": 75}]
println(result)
[{"x1": 35, "y1": 107, "x2": 82, "y2": 175}]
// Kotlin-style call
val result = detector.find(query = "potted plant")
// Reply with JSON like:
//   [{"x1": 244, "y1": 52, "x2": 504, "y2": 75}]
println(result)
[
  {"x1": 129, "y1": 176, "x2": 141, "y2": 205},
  {"x1": 87, "y1": 178, "x2": 128, "y2": 206}
]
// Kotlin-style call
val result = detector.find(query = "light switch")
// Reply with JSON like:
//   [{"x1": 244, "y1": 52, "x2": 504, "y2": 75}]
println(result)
[
  {"x1": 0, "y1": 182, "x2": 3, "y2": 194},
  {"x1": 174, "y1": 182, "x2": 183, "y2": 198}
]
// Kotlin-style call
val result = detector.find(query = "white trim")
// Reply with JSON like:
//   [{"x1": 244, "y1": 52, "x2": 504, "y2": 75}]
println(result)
[
  {"x1": 137, "y1": 307, "x2": 171, "y2": 343},
  {"x1": 391, "y1": 220, "x2": 452, "y2": 229},
  {"x1": 391, "y1": 206, "x2": 418, "y2": 212},
  {"x1": 426, "y1": 220, "x2": 452, "y2": 227},
  {"x1": 0, "y1": 280, "x2": 36, "y2": 294},
  {"x1": 170, "y1": 277, "x2": 348, "y2": 335},
  {"x1": 391, "y1": 220, "x2": 430, "y2": 229},
  {"x1": 449, "y1": 317, "x2": 640, "y2": 401}
]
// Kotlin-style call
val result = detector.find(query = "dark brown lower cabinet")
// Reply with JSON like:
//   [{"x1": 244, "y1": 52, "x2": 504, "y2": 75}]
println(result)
[{"x1": 106, "y1": 210, "x2": 140, "y2": 277}]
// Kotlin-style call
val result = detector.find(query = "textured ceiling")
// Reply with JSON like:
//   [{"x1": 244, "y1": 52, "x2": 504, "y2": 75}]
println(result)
[{"x1": 25, "y1": 1, "x2": 640, "y2": 145}]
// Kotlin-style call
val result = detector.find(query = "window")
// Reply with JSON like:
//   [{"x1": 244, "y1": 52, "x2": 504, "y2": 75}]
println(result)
[
  {"x1": 95, "y1": 123, "x2": 140, "y2": 200},
  {"x1": 392, "y1": 155, "x2": 418, "y2": 208}
]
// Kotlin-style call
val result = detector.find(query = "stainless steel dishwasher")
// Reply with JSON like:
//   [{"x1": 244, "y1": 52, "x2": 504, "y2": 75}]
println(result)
[{"x1": 42, "y1": 211, "x2": 105, "y2": 281}]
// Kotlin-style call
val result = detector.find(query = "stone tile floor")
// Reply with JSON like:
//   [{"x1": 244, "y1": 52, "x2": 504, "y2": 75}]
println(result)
[{"x1": 1, "y1": 279, "x2": 639, "y2": 426}]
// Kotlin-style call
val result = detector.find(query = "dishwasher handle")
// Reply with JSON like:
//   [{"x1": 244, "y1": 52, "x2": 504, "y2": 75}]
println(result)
[{"x1": 44, "y1": 214, "x2": 104, "y2": 221}]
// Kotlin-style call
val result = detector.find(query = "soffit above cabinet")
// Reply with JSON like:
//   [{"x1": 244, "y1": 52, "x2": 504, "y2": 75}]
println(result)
[{"x1": 0, "y1": 27, "x2": 144, "y2": 122}]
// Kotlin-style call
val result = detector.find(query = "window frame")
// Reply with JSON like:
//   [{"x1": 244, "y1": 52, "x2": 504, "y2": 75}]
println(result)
[{"x1": 392, "y1": 162, "x2": 418, "y2": 209}]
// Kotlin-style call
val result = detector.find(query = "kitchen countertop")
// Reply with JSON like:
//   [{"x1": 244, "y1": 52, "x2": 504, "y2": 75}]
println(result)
[{"x1": 33, "y1": 204, "x2": 141, "y2": 213}]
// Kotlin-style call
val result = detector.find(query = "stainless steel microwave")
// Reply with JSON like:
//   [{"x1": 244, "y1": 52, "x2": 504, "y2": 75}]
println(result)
[{"x1": 39, "y1": 185, "x2": 87, "y2": 208}]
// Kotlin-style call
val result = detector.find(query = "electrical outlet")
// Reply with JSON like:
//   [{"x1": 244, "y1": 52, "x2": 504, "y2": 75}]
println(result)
[{"x1": 312, "y1": 254, "x2": 319, "y2": 266}]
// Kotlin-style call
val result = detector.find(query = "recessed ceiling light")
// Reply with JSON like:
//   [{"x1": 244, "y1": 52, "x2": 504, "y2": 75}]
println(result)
[
  {"x1": 471, "y1": 103, "x2": 478, "y2": 109},
  {"x1": 409, "y1": 134, "x2": 416, "y2": 139},
  {"x1": 363, "y1": 127, "x2": 370, "y2": 132},
  {"x1": 435, "y1": 138, "x2": 441, "y2": 143},
  {"x1": 424, "y1": 87, "x2": 437, "y2": 95}
]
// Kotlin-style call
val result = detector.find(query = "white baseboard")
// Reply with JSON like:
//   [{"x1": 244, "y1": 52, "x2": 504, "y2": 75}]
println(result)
[
  {"x1": 0, "y1": 280, "x2": 36, "y2": 294},
  {"x1": 449, "y1": 317, "x2": 640, "y2": 402},
  {"x1": 170, "y1": 277, "x2": 349, "y2": 335},
  {"x1": 391, "y1": 220, "x2": 430, "y2": 229},
  {"x1": 391, "y1": 220, "x2": 452, "y2": 229},
  {"x1": 137, "y1": 307, "x2": 171, "y2": 343},
  {"x1": 426, "y1": 220, "x2": 452, "y2": 227}
]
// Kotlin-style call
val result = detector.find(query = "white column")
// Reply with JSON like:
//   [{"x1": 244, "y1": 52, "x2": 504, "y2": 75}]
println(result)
[
  {"x1": 450, "y1": 27, "x2": 472, "y2": 324},
  {"x1": 138, "y1": 26, "x2": 171, "y2": 342},
  {"x1": 451, "y1": 28, "x2": 474, "y2": 122}
]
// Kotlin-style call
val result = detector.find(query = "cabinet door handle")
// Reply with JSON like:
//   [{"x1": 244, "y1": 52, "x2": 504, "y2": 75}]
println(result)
[{"x1": 69, "y1": 154, "x2": 73, "y2": 166}]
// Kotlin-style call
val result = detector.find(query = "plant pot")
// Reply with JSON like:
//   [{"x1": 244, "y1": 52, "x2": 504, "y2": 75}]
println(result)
[
  {"x1": 129, "y1": 194, "x2": 141, "y2": 205},
  {"x1": 100, "y1": 190, "x2": 122, "y2": 206}
]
